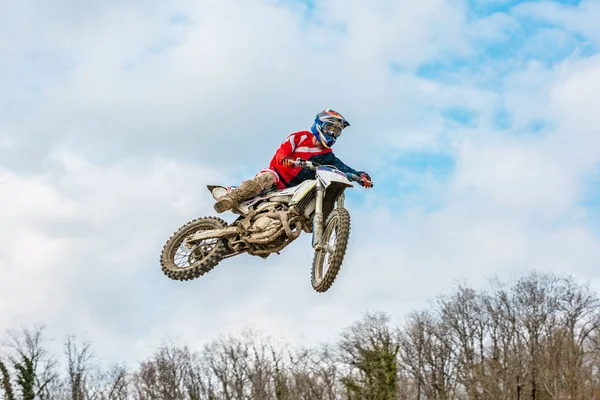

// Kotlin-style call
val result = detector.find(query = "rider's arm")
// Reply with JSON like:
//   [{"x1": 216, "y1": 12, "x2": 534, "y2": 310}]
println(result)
[
  {"x1": 273, "y1": 134, "x2": 300, "y2": 165},
  {"x1": 319, "y1": 152, "x2": 364, "y2": 176}
]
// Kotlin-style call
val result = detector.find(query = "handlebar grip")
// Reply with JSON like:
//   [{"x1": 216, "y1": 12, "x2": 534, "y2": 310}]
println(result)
[
  {"x1": 347, "y1": 173, "x2": 361, "y2": 182},
  {"x1": 347, "y1": 173, "x2": 374, "y2": 187}
]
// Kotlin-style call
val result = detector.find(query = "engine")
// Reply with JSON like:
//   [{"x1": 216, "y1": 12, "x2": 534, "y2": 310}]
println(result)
[
  {"x1": 246, "y1": 214, "x2": 283, "y2": 242},
  {"x1": 226, "y1": 200, "x2": 307, "y2": 258}
]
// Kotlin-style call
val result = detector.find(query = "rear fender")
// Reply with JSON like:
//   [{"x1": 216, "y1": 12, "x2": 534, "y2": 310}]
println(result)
[{"x1": 207, "y1": 185, "x2": 232, "y2": 201}]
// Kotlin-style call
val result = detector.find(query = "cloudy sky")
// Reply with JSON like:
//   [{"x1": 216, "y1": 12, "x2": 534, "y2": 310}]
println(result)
[{"x1": 2, "y1": 0, "x2": 600, "y2": 365}]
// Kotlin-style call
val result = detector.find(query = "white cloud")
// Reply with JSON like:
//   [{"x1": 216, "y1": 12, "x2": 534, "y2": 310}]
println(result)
[
  {"x1": 549, "y1": 55, "x2": 600, "y2": 150},
  {"x1": 0, "y1": 168, "x2": 77, "y2": 344},
  {"x1": 0, "y1": 148, "x2": 233, "y2": 362},
  {"x1": 1, "y1": 0, "x2": 600, "y2": 367},
  {"x1": 315, "y1": 0, "x2": 470, "y2": 66},
  {"x1": 513, "y1": 0, "x2": 600, "y2": 43},
  {"x1": 5, "y1": 0, "x2": 480, "y2": 173}
]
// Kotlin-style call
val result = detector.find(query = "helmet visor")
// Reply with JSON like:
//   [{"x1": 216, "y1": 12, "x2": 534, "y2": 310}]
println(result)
[{"x1": 323, "y1": 123, "x2": 342, "y2": 138}]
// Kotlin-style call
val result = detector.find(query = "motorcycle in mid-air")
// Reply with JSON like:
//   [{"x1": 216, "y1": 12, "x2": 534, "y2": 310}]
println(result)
[{"x1": 159, "y1": 159, "x2": 371, "y2": 293}]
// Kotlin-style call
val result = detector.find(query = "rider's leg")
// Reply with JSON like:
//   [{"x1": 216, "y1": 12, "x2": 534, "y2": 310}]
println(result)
[
  {"x1": 213, "y1": 171, "x2": 277, "y2": 213},
  {"x1": 254, "y1": 171, "x2": 278, "y2": 191}
]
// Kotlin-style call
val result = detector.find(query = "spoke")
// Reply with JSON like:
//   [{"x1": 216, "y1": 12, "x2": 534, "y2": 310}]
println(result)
[{"x1": 174, "y1": 230, "x2": 221, "y2": 269}]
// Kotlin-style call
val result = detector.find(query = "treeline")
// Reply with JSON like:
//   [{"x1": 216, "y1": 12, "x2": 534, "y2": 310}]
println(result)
[{"x1": 1, "y1": 271, "x2": 600, "y2": 400}]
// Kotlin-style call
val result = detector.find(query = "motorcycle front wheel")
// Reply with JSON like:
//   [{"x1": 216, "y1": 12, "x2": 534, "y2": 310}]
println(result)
[{"x1": 311, "y1": 207, "x2": 351, "y2": 293}]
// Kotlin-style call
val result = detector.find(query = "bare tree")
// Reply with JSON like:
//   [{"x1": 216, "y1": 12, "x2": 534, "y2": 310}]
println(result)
[
  {"x1": 200, "y1": 328, "x2": 288, "y2": 400},
  {"x1": 399, "y1": 308, "x2": 460, "y2": 400},
  {"x1": 3, "y1": 270, "x2": 600, "y2": 400},
  {"x1": 99, "y1": 364, "x2": 129, "y2": 400},
  {"x1": 202, "y1": 332, "x2": 250, "y2": 400},
  {"x1": 132, "y1": 341, "x2": 198, "y2": 400},
  {"x1": 533, "y1": 276, "x2": 600, "y2": 399},
  {"x1": 437, "y1": 284, "x2": 489, "y2": 399},
  {"x1": 2, "y1": 325, "x2": 60, "y2": 400},
  {"x1": 285, "y1": 344, "x2": 341, "y2": 400},
  {"x1": 64, "y1": 335, "x2": 96, "y2": 400}
]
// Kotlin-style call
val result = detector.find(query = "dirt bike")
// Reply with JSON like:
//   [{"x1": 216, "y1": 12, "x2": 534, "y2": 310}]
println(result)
[{"x1": 159, "y1": 159, "x2": 371, "y2": 293}]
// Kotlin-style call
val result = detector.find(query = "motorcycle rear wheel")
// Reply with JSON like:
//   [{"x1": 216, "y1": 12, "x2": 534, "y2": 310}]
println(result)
[
  {"x1": 311, "y1": 207, "x2": 351, "y2": 293},
  {"x1": 160, "y1": 216, "x2": 229, "y2": 281}
]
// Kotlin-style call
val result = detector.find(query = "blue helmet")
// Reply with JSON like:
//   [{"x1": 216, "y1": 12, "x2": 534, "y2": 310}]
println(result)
[{"x1": 310, "y1": 108, "x2": 350, "y2": 148}]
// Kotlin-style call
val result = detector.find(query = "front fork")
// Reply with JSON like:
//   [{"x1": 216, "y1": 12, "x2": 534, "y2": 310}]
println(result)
[{"x1": 311, "y1": 184, "x2": 345, "y2": 250}]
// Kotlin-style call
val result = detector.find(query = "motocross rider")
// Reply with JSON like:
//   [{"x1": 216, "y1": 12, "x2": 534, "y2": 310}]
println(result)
[{"x1": 213, "y1": 108, "x2": 373, "y2": 214}]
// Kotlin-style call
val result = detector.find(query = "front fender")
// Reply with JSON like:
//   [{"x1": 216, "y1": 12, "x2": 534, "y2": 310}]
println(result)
[{"x1": 316, "y1": 168, "x2": 353, "y2": 189}]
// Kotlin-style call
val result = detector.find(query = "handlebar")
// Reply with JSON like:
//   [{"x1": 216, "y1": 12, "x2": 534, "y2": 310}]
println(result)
[
  {"x1": 293, "y1": 158, "x2": 317, "y2": 169},
  {"x1": 291, "y1": 159, "x2": 365, "y2": 184}
]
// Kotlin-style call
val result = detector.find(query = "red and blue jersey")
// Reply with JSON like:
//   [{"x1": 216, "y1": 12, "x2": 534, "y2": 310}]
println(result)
[{"x1": 267, "y1": 131, "x2": 363, "y2": 188}]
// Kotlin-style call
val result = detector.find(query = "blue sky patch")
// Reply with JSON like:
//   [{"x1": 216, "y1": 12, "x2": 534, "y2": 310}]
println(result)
[
  {"x1": 349, "y1": 150, "x2": 455, "y2": 212},
  {"x1": 467, "y1": 0, "x2": 582, "y2": 19},
  {"x1": 581, "y1": 168, "x2": 600, "y2": 209},
  {"x1": 467, "y1": 0, "x2": 524, "y2": 19},
  {"x1": 417, "y1": 0, "x2": 597, "y2": 92},
  {"x1": 580, "y1": 166, "x2": 600, "y2": 234},
  {"x1": 169, "y1": 13, "x2": 193, "y2": 26},
  {"x1": 491, "y1": 102, "x2": 513, "y2": 130},
  {"x1": 520, "y1": 119, "x2": 553, "y2": 135},
  {"x1": 441, "y1": 107, "x2": 479, "y2": 127},
  {"x1": 394, "y1": 151, "x2": 456, "y2": 177},
  {"x1": 492, "y1": 106, "x2": 555, "y2": 136}
]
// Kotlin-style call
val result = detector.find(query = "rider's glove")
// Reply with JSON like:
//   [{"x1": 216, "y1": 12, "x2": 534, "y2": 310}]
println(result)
[
  {"x1": 281, "y1": 157, "x2": 295, "y2": 167},
  {"x1": 359, "y1": 172, "x2": 373, "y2": 188}
]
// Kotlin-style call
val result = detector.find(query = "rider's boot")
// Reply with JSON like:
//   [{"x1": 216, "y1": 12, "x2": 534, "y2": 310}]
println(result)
[{"x1": 214, "y1": 179, "x2": 262, "y2": 213}]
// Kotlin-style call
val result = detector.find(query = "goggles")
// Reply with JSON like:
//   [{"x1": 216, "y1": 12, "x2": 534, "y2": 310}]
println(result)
[{"x1": 323, "y1": 123, "x2": 342, "y2": 138}]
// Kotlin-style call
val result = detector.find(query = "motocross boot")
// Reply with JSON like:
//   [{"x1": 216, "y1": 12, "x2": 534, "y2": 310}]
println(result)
[{"x1": 214, "y1": 179, "x2": 262, "y2": 213}]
